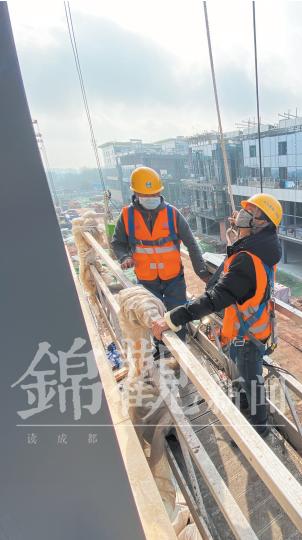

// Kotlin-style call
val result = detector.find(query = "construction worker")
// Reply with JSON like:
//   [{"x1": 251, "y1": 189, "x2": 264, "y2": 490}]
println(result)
[
  {"x1": 111, "y1": 166, "x2": 210, "y2": 354},
  {"x1": 153, "y1": 193, "x2": 282, "y2": 437}
]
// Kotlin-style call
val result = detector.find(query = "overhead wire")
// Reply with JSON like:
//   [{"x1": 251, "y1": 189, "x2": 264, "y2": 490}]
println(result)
[
  {"x1": 252, "y1": 1, "x2": 263, "y2": 193},
  {"x1": 202, "y1": 1, "x2": 236, "y2": 213},
  {"x1": 33, "y1": 119, "x2": 60, "y2": 208},
  {"x1": 64, "y1": 2, "x2": 106, "y2": 193}
]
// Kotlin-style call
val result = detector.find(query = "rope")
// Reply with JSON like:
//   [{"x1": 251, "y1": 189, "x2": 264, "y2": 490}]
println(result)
[
  {"x1": 202, "y1": 1, "x2": 235, "y2": 213},
  {"x1": 64, "y1": 2, "x2": 106, "y2": 192},
  {"x1": 252, "y1": 1, "x2": 263, "y2": 192},
  {"x1": 72, "y1": 211, "x2": 104, "y2": 295}
]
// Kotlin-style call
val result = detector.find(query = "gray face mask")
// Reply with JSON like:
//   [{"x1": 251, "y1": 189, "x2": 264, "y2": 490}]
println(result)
[
  {"x1": 235, "y1": 208, "x2": 253, "y2": 228},
  {"x1": 235, "y1": 208, "x2": 269, "y2": 234},
  {"x1": 138, "y1": 196, "x2": 161, "y2": 210}
]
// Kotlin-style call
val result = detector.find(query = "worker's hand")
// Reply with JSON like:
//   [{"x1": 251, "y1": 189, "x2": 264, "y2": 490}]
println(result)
[
  {"x1": 152, "y1": 319, "x2": 170, "y2": 341},
  {"x1": 121, "y1": 257, "x2": 135, "y2": 270},
  {"x1": 226, "y1": 227, "x2": 237, "y2": 246}
]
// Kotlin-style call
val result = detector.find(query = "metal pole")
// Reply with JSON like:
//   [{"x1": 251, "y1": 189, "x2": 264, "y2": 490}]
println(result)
[
  {"x1": 252, "y1": 1, "x2": 263, "y2": 192},
  {"x1": 203, "y1": 1, "x2": 236, "y2": 213}
]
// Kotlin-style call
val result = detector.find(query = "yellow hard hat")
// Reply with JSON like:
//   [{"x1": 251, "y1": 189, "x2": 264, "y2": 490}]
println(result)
[
  {"x1": 130, "y1": 166, "x2": 163, "y2": 194},
  {"x1": 241, "y1": 193, "x2": 283, "y2": 226}
]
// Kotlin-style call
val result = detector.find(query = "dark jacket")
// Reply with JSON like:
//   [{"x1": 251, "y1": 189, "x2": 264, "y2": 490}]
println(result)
[
  {"x1": 111, "y1": 196, "x2": 208, "y2": 279},
  {"x1": 169, "y1": 225, "x2": 282, "y2": 327}
]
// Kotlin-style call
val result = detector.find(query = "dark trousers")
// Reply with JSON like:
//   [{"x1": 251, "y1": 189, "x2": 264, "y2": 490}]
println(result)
[
  {"x1": 138, "y1": 273, "x2": 187, "y2": 341},
  {"x1": 230, "y1": 341, "x2": 267, "y2": 432}
]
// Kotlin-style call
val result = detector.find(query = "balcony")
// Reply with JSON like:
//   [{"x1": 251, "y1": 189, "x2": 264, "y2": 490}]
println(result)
[
  {"x1": 279, "y1": 225, "x2": 302, "y2": 242},
  {"x1": 236, "y1": 177, "x2": 302, "y2": 189},
  {"x1": 181, "y1": 178, "x2": 225, "y2": 192}
]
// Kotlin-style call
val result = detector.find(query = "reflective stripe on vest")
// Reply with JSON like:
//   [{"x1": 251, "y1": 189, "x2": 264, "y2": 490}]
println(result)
[
  {"x1": 221, "y1": 251, "x2": 273, "y2": 345},
  {"x1": 135, "y1": 245, "x2": 179, "y2": 254},
  {"x1": 122, "y1": 204, "x2": 182, "y2": 281}
]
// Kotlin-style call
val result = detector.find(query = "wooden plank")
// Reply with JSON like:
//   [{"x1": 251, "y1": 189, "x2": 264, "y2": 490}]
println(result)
[
  {"x1": 114, "y1": 366, "x2": 129, "y2": 382},
  {"x1": 90, "y1": 265, "x2": 120, "y2": 314},
  {"x1": 162, "y1": 330, "x2": 302, "y2": 533},
  {"x1": 166, "y1": 446, "x2": 214, "y2": 540},
  {"x1": 267, "y1": 398, "x2": 302, "y2": 453},
  {"x1": 276, "y1": 298, "x2": 302, "y2": 326},
  {"x1": 84, "y1": 232, "x2": 133, "y2": 289},
  {"x1": 154, "y1": 373, "x2": 258, "y2": 540},
  {"x1": 279, "y1": 371, "x2": 302, "y2": 400},
  {"x1": 69, "y1": 253, "x2": 178, "y2": 540}
]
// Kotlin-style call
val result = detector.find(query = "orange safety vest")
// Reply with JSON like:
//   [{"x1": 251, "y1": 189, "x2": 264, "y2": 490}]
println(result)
[
  {"x1": 122, "y1": 204, "x2": 182, "y2": 281},
  {"x1": 221, "y1": 251, "x2": 274, "y2": 346}
]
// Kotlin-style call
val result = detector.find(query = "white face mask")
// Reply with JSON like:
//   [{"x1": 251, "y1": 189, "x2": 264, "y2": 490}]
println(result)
[{"x1": 138, "y1": 196, "x2": 161, "y2": 210}]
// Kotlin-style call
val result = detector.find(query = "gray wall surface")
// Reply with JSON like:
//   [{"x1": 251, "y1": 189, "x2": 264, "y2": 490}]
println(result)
[{"x1": 0, "y1": 4, "x2": 145, "y2": 539}]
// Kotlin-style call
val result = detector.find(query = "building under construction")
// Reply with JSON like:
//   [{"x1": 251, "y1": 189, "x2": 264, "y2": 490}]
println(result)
[{"x1": 182, "y1": 117, "x2": 302, "y2": 263}]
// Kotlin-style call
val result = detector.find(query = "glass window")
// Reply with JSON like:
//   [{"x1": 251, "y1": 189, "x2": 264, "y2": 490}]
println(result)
[
  {"x1": 278, "y1": 141, "x2": 287, "y2": 155},
  {"x1": 279, "y1": 167, "x2": 287, "y2": 180},
  {"x1": 249, "y1": 145, "x2": 256, "y2": 158},
  {"x1": 264, "y1": 167, "x2": 271, "y2": 177}
]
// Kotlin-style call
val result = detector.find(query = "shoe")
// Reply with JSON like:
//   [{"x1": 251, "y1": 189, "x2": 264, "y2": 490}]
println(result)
[
  {"x1": 231, "y1": 393, "x2": 250, "y2": 412},
  {"x1": 254, "y1": 425, "x2": 270, "y2": 438}
]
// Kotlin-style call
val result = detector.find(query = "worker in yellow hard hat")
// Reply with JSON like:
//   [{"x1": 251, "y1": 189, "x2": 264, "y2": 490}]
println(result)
[
  {"x1": 153, "y1": 193, "x2": 282, "y2": 438},
  {"x1": 112, "y1": 166, "x2": 210, "y2": 357}
]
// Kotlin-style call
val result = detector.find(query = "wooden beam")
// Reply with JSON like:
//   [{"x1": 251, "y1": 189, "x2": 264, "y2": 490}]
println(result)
[
  {"x1": 84, "y1": 232, "x2": 133, "y2": 289},
  {"x1": 155, "y1": 374, "x2": 258, "y2": 540},
  {"x1": 68, "y1": 253, "x2": 178, "y2": 540},
  {"x1": 166, "y1": 446, "x2": 214, "y2": 540},
  {"x1": 267, "y1": 398, "x2": 302, "y2": 453},
  {"x1": 90, "y1": 265, "x2": 120, "y2": 314},
  {"x1": 162, "y1": 330, "x2": 302, "y2": 532},
  {"x1": 275, "y1": 298, "x2": 302, "y2": 325}
]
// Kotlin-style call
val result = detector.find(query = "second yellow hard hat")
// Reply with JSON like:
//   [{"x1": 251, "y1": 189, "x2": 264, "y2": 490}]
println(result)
[
  {"x1": 241, "y1": 193, "x2": 283, "y2": 226},
  {"x1": 130, "y1": 166, "x2": 163, "y2": 195}
]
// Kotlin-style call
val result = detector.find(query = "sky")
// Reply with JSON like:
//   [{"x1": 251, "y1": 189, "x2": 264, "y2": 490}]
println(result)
[{"x1": 8, "y1": 0, "x2": 302, "y2": 168}]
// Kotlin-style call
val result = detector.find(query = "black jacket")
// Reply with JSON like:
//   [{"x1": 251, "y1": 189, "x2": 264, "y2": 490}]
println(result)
[{"x1": 169, "y1": 225, "x2": 282, "y2": 327}]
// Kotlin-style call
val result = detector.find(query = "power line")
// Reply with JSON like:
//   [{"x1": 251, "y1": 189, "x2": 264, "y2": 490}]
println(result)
[
  {"x1": 64, "y1": 2, "x2": 106, "y2": 192},
  {"x1": 202, "y1": 1, "x2": 235, "y2": 213},
  {"x1": 252, "y1": 1, "x2": 263, "y2": 193}
]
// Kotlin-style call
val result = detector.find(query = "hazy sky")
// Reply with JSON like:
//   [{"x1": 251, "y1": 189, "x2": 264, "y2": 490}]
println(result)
[{"x1": 8, "y1": 1, "x2": 302, "y2": 168}]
